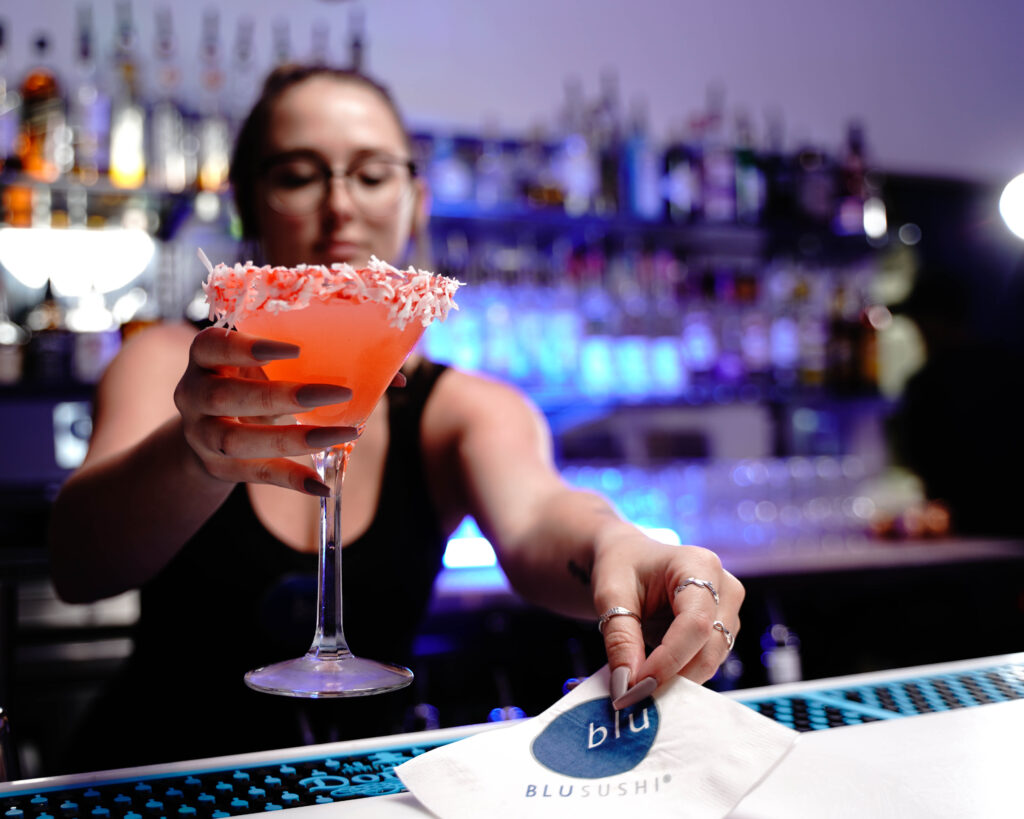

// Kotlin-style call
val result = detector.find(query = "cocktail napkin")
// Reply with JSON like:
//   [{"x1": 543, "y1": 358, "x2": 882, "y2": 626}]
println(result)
[{"x1": 396, "y1": 665, "x2": 798, "y2": 818}]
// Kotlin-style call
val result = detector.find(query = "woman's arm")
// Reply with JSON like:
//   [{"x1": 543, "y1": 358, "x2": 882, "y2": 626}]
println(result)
[
  {"x1": 49, "y1": 324, "x2": 357, "y2": 603},
  {"x1": 427, "y1": 370, "x2": 744, "y2": 699},
  {"x1": 49, "y1": 324, "x2": 229, "y2": 602}
]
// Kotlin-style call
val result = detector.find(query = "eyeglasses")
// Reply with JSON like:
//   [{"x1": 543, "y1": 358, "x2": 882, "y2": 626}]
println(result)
[{"x1": 260, "y1": 150, "x2": 417, "y2": 218}]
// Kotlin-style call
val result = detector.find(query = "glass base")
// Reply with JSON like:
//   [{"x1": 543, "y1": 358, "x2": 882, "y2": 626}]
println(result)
[{"x1": 244, "y1": 652, "x2": 414, "y2": 698}]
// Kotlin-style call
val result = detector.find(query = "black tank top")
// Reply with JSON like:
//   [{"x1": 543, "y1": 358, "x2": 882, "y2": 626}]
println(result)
[{"x1": 61, "y1": 361, "x2": 450, "y2": 773}]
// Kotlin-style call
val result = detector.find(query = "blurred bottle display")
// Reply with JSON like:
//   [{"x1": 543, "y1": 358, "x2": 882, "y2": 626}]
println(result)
[
  {"x1": 0, "y1": 18, "x2": 887, "y2": 413},
  {"x1": 423, "y1": 225, "x2": 882, "y2": 407},
  {"x1": 0, "y1": 13, "x2": 882, "y2": 240}
]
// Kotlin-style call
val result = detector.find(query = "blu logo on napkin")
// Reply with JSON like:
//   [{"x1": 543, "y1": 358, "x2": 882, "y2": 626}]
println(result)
[{"x1": 531, "y1": 697, "x2": 659, "y2": 779}]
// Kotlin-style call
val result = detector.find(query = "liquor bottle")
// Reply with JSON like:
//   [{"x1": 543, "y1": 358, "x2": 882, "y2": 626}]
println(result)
[
  {"x1": 552, "y1": 76, "x2": 596, "y2": 216},
  {"x1": 825, "y1": 273, "x2": 859, "y2": 393},
  {"x1": 538, "y1": 238, "x2": 582, "y2": 396},
  {"x1": 108, "y1": 0, "x2": 146, "y2": 188},
  {"x1": 699, "y1": 86, "x2": 736, "y2": 224},
  {"x1": 591, "y1": 69, "x2": 622, "y2": 215},
  {"x1": 760, "y1": 621, "x2": 802, "y2": 685},
  {"x1": 196, "y1": 8, "x2": 230, "y2": 193},
  {"x1": 148, "y1": 7, "x2": 188, "y2": 193},
  {"x1": 474, "y1": 120, "x2": 513, "y2": 211},
  {"x1": 272, "y1": 19, "x2": 292, "y2": 66},
  {"x1": 515, "y1": 125, "x2": 562, "y2": 210},
  {"x1": 228, "y1": 16, "x2": 257, "y2": 138},
  {"x1": 347, "y1": 7, "x2": 365, "y2": 72},
  {"x1": 833, "y1": 121, "x2": 868, "y2": 236},
  {"x1": 428, "y1": 135, "x2": 473, "y2": 206},
  {"x1": 766, "y1": 262, "x2": 800, "y2": 391},
  {"x1": 24, "y1": 281, "x2": 73, "y2": 384},
  {"x1": 18, "y1": 33, "x2": 70, "y2": 183},
  {"x1": 713, "y1": 266, "x2": 745, "y2": 388},
  {"x1": 0, "y1": 21, "x2": 23, "y2": 171},
  {"x1": 578, "y1": 243, "x2": 618, "y2": 400},
  {"x1": 734, "y1": 112, "x2": 765, "y2": 225},
  {"x1": 621, "y1": 97, "x2": 662, "y2": 220},
  {"x1": 647, "y1": 249, "x2": 687, "y2": 398},
  {"x1": 609, "y1": 243, "x2": 650, "y2": 399},
  {"x1": 69, "y1": 4, "x2": 110, "y2": 184},
  {"x1": 794, "y1": 268, "x2": 827, "y2": 389},
  {"x1": 662, "y1": 128, "x2": 700, "y2": 224},
  {"x1": 66, "y1": 287, "x2": 121, "y2": 384},
  {"x1": 736, "y1": 266, "x2": 771, "y2": 392},
  {"x1": 680, "y1": 267, "x2": 719, "y2": 397},
  {"x1": 0, "y1": 282, "x2": 29, "y2": 385},
  {"x1": 310, "y1": 19, "x2": 330, "y2": 64},
  {"x1": 758, "y1": 108, "x2": 796, "y2": 229},
  {"x1": 794, "y1": 144, "x2": 836, "y2": 228}
]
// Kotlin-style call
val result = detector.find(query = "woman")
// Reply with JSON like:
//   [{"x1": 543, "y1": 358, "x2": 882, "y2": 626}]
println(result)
[{"x1": 49, "y1": 64, "x2": 743, "y2": 772}]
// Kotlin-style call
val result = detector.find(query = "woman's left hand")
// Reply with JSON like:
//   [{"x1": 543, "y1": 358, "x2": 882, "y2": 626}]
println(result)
[{"x1": 590, "y1": 527, "x2": 744, "y2": 707}]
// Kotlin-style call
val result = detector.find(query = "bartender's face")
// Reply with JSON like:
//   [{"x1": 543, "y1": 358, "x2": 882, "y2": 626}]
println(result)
[{"x1": 255, "y1": 76, "x2": 422, "y2": 268}]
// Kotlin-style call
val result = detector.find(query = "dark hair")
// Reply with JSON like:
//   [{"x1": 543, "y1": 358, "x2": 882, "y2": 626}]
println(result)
[{"x1": 229, "y1": 63, "x2": 412, "y2": 240}]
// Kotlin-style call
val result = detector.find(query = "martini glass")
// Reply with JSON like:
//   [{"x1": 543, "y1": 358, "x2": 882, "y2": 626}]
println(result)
[{"x1": 206, "y1": 257, "x2": 458, "y2": 697}]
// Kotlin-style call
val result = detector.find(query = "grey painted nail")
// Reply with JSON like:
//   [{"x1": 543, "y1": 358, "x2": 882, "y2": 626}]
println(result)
[
  {"x1": 610, "y1": 666, "x2": 631, "y2": 702},
  {"x1": 612, "y1": 676, "x2": 657, "y2": 711},
  {"x1": 296, "y1": 384, "x2": 353, "y2": 407},
  {"x1": 303, "y1": 478, "x2": 332, "y2": 497},
  {"x1": 252, "y1": 340, "x2": 300, "y2": 361},
  {"x1": 305, "y1": 427, "x2": 357, "y2": 448}
]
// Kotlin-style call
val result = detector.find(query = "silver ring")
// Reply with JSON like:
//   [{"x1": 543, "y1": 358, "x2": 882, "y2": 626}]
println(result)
[
  {"x1": 674, "y1": 577, "x2": 720, "y2": 606},
  {"x1": 713, "y1": 620, "x2": 735, "y2": 651},
  {"x1": 597, "y1": 607, "x2": 642, "y2": 633}
]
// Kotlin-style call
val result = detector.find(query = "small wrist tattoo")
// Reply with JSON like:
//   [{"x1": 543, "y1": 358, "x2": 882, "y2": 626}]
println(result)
[{"x1": 568, "y1": 559, "x2": 592, "y2": 587}]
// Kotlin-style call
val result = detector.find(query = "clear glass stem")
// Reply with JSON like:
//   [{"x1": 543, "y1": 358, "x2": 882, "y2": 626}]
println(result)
[{"x1": 310, "y1": 442, "x2": 355, "y2": 661}]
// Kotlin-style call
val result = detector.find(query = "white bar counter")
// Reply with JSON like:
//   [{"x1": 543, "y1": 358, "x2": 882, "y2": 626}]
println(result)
[{"x1": 2, "y1": 653, "x2": 1022, "y2": 818}]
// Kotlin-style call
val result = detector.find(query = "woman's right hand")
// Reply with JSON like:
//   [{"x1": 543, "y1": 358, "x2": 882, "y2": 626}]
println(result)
[{"x1": 173, "y1": 327, "x2": 358, "y2": 496}]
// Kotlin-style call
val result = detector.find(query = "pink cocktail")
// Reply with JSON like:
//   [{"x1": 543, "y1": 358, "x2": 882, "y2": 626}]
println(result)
[{"x1": 202, "y1": 252, "x2": 460, "y2": 697}]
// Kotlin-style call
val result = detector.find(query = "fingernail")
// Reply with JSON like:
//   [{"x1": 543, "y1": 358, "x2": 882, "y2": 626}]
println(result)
[
  {"x1": 305, "y1": 426, "x2": 357, "y2": 448},
  {"x1": 612, "y1": 676, "x2": 657, "y2": 711},
  {"x1": 303, "y1": 478, "x2": 332, "y2": 497},
  {"x1": 610, "y1": 667, "x2": 631, "y2": 702},
  {"x1": 296, "y1": 384, "x2": 353, "y2": 407},
  {"x1": 252, "y1": 340, "x2": 300, "y2": 361},
  {"x1": 391, "y1": 371, "x2": 407, "y2": 388}
]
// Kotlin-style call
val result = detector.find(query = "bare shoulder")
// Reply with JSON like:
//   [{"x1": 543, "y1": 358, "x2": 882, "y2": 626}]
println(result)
[
  {"x1": 99, "y1": 322, "x2": 195, "y2": 408},
  {"x1": 86, "y1": 322, "x2": 196, "y2": 462},
  {"x1": 421, "y1": 366, "x2": 554, "y2": 470},
  {"x1": 427, "y1": 366, "x2": 547, "y2": 435},
  {"x1": 113, "y1": 321, "x2": 196, "y2": 366},
  {"x1": 419, "y1": 365, "x2": 558, "y2": 529}
]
